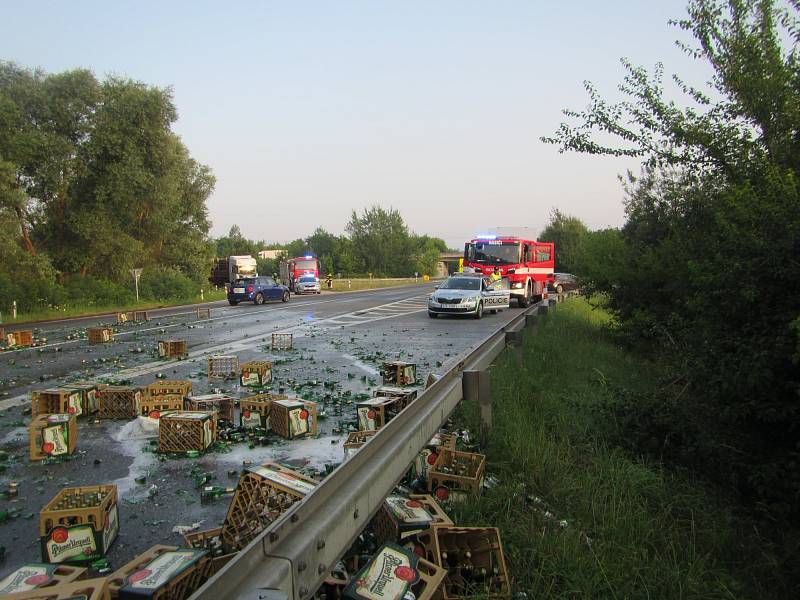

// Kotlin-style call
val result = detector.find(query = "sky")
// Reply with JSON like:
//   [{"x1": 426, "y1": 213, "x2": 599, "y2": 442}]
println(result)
[{"x1": 2, "y1": 1, "x2": 712, "y2": 249}]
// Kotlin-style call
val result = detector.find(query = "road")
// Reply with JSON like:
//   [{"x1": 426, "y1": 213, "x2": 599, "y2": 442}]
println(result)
[{"x1": 0, "y1": 283, "x2": 524, "y2": 575}]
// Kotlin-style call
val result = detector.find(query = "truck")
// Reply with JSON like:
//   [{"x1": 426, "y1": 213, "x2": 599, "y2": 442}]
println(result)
[
  {"x1": 462, "y1": 235, "x2": 554, "y2": 307},
  {"x1": 208, "y1": 255, "x2": 258, "y2": 288},
  {"x1": 279, "y1": 255, "x2": 320, "y2": 292}
]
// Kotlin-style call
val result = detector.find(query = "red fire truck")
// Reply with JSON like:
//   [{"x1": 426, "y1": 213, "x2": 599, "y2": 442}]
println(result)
[
  {"x1": 279, "y1": 255, "x2": 320, "y2": 292},
  {"x1": 463, "y1": 236, "x2": 554, "y2": 307}
]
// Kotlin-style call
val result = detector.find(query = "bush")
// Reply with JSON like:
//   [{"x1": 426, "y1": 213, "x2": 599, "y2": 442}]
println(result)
[{"x1": 138, "y1": 267, "x2": 199, "y2": 302}]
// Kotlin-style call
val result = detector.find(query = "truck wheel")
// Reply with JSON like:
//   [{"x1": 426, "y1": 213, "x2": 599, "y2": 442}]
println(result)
[
  {"x1": 228, "y1": 300, "x2": 239, "y2": 306},
  {"x1": 282, "y1": 291, "x2": 290, "y2": 303},
  {"x1": 254, "y1": 293, "x2": 265, "y2": 305},
  {"x1": 556, "y1": 284, "x2": 563, "y2": 294},
  {"x1": 517, "y1": 284, "x2": 531, "y2": 308},
  {"x1": 473, "y1": 302, "x2": 484, "y2": 319}
]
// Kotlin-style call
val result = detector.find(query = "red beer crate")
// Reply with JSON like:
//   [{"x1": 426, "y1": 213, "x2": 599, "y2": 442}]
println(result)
[
  {"x1": 239, "y1": 360, "x2": 273, "y2": 387},
  {"x1": 270, "y1": 398, "x2": 317, "y2": 439},
  {"x1": 0, "y1": 563, "x2": 87, "y2": 595},
  {"x1": 381, "y1": 361, "x2": 416, "y2": 386},
  {"x1": 107, "y1": 545, "x2": 212, "y2": 600},
  {"x1": 31, "y1": 388, "x2": 84, "y2": 418},
  {"x1": 158, "y1": 411, "x2": 217, "y2": 454},
  {"x1": 343, "y1": 543, "x2": 446, "y2": 600},
  {"x1": 29, "y1": 414, "x2": 77, "y2": 461},
  {"x1": 97, "y1": 387, "x2": 142, "y2": 419},
  {"x1": 87, "y1": 328, "x2": 114, "y2": 344},
  {"x1": 184, "y1": 394, "x2": 234, "y2": 422},
  {"x1": 427, "y1": 449, "x2": 486, "y2": 502}
]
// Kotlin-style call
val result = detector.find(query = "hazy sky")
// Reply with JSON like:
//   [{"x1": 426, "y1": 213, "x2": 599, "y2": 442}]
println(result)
[{"x1": 2, "y1": 1, "x2": 711, "y2": 248}]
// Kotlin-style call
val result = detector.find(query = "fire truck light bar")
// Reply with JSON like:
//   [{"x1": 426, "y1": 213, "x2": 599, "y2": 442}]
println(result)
[
  {"x1": 304, "y1": 255, "x2": 313, "y2": 259},
  {"x1": 475, "y1": 234, "x2": 497, "y2": 240}
]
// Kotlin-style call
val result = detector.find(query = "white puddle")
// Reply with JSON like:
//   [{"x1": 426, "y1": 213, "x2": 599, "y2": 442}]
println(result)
[{"x1": 111, "y1": 417, "x2": 159, "y2": 494}]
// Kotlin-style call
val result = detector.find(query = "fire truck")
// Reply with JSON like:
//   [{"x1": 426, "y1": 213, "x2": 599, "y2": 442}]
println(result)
[
  {"x1": 279, "y1": 255, "x2": 320, "y2": 292},
  {"x1": 462, "y1": 236, "x2": 554, "y2": 307}
]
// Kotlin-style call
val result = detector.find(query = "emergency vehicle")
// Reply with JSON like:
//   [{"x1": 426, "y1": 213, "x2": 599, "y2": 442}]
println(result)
[
  {"x1": 279, "y1": 255, "x2": 320, "y2": 292},
  {"x1": 463, "y1": 235, "x2": 554, "y2": 307}
]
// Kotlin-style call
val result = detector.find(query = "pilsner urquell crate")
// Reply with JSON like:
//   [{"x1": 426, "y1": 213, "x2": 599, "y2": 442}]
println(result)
[
  {"x1": 271, "y1": 332, "x2": 292, "y2": 350},
  {"x1": 418, "y1": 526, "x2": 510, "y2": 600},
  {"x1": 6, "y1": 329, "x2": 34, "y2": 348},
  {"x1": 29, "y1": 414, "x2": 77, "y2": 461},
  {"x1": 97, "y1": 387, "x2": 142, "y2": 419},
  {"x1": 63, "y1": 382, "x2": 105, "y2": 415},
  {"x1": 343, "y1": 430, "x2": 376, "y2": 458},
  {"x1": 31, "y1": 388, "x2": 84, "y2": 417},
  {"x1": 356, "y1": 395, "x2": 410, "y2": 431},
  {"x1": 372, "y1": 494, "x2": 454, "y2": 546},
  {"x1": 239, "y1": 392, "x2": 287, "y2": 429},
  {"x1": 196, "y1": 308, "x2": 211, "y2": 319},
  {"x1": 146, "y1": 380, "x2": 192, "y2": 398},
  {"x1": 4, "y1": 577, "x2": 110, "y2": 600},
  {"x1": 239, "y1": 360, "x2": 273, "y2": 387},
  {"x1": 413, "y1": 433, "x2": 458, "y2": 483},
  {"x1": 343, "y1": 543, "x2": 446, "y2": 600},
  {"x1": 139, "y1": 395, "x2": 184, "y2": 419},
  {"x1": 381, "y1": 361, "x2": 416, "y2": 386},
  {"x1": 428, "y1": 449, "x2": 486, "y2": 502},
  {"x1": 107, "y1": 544, "x2": 212, "y2": 600},
  {"x1": 158, "y1": 411, "x2": 217, "y2": 454},
  {"x1": 221, "y1": 463, "x2": 317, "y2": 551},
  {"x1": 0, "y1": 563, "x2": 87, "y2": 595},
  {"x1": 182, "y1": 527, "x2": 237, "y2": 575},
  {"x1": 157, "y1": 340, "x2": 188, "y2": 360},
  {"x1": 206, "y1": 355, "x2": 239, "y2": 379},
  {"x1": 39, "y1": 484, "x2": 119, "y2": 565},
  {"x1": 132, "y1": 310, "x2": 149, "y2": 322},
  {"x1": 87, "y1": 327, "x2": 114, "y2": 344},
  {"x1": 184, "y1": 394, "x2": 234, "y2": 422},
  {"x1": 270, "y1": 398, "x2": 317, "y2": 439},
  {"x1": 374, "y1": 385, "x2": 418, "y2": 403}
]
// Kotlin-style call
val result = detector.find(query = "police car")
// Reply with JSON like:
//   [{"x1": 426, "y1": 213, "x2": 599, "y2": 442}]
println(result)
[{"x1": 428, "y1": 273, "x2": 511, "y2": 319}]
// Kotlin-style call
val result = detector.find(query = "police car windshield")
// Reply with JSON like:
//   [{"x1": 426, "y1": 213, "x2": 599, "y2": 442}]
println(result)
[
  {"x1": 299, "y1": 275, "x2": 317, "y2": 282},
  {"x1": 440, "y1": 278, "x2": 480, "y2": 291}
]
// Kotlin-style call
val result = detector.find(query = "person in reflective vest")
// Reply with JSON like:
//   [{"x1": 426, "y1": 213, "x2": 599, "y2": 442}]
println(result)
[{"x1": 489, "y1": 267, "x2": 502, "y2": 283}]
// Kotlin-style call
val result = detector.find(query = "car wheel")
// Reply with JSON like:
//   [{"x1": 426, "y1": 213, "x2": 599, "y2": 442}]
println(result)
[
  {"x1": 517, "y1": 284, "x2": 531, "y2": 308},
  {"x1": 228, "y1": 300, "x2": 238, "y2": 306},
  {"x1": 428, "y1": 311, "x2": 438, "y2": 318},
  {"x1": 282, "y1": 290, "x2": 290, "y2": 302},
  {"x1": 474, "y1": 302, "x2": 483, "y2": 319},
  {"x1": 254, "y1": 293, "x2": 265, "y2": 305},
  {"x1": 556, "y1": 284, "x2": 563, "y2": 294}
]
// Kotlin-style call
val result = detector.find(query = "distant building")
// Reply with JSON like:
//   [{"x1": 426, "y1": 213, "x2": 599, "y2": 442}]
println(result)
[{"x1": 258, "y1": 249, "x2": 283, "y2": 260}]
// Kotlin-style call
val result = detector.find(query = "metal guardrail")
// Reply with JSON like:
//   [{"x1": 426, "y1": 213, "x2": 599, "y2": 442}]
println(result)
[{"x1": 191, "y1": 295, "x2": 562, "y2": 600}]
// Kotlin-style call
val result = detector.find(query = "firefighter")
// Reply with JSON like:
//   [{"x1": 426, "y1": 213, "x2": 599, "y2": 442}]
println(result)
[
  {"x1": 326, "y1": 272, "x2": 333, "y2": 289},
  {"x1": 490, "y1": 266, "x2": 502, "y2": 283}
]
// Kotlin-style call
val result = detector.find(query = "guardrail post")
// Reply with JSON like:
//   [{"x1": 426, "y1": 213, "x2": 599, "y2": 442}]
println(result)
[
  {"x1": 505, "y1": 328, "x2": 524, "y2": 365},
  {"x1": 463, "y1": 369, "x2": 491, "y2": 450},
  {"x1": 525, "y1": 311, "x2": 538, "y2": 335},
  {"x1": 538, "y1": 302, "x2": 549, "y2": 317},
  {"x1": 550, "y1": 297, "x2": 557, "y2": 313}
]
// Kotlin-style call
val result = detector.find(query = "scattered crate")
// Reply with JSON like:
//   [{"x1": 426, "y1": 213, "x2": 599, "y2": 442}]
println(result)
[
  {"x1": 63, "y1": 382, "x2": 105, "y2": 415},
  {"x1": 106, "y1": 544, "x2": 212, "y2": 600},
  {"x1": 428, "y1": 449, "x2": 486, "y2": 502},
  {"x1": 271, "y1": 332, "x2": 293, "y2": 350},
  {"x1": 0, "y1": 563, "x2": 87, "y2": 595},
  {"x1": 207, "y1": 355, "x2": 239, "y2": 379},
  {"x1": 356, "y1": 395, "x2": 410, "y2": 431},
  {"x1": 372, "y1": 494, "x2": 454, "y2": 546},
  {"x1": 157, "y1": 339, "x2": 188, "y2": 359},
  {"x1": 30, "y1": 414, "x2": 77, "y2": 461},
  {"x1": 270, "y1": 398, "x2": 317, "y2": 439},
  {"x1": 184, "y1": 394, "x2": 234, "y2": 422},
  {"x1": 413, "y1": 433, "x2": 458, "y2": 483},
  {"x1": 343, "y1": 430, "x2": 377, "y2": 458},
  {"x1": 31, "y1": 388, "x2": 84, "y2": 417},
  {"x1": 221, "y1": 463, "x2": 317, "y2": 551},
  {"x1": 139, "y1": 394, "x2": 184, "y2": 419},
  {"x1": 39, "y1": 484, "x2": 119, "y2": 564},
  {"x1": 419, "y1": 526, "x2": 510, "y2": 599},
  {"x1": 116, "y1": 312, "x2": 130, "y2": 324},
  {"x1": 382, "y1": 361, "x2": 417, "y2": 386},
  {"x1": 4, "y1": 578, "x2": 110, "y2": 600},
  {"x1": 6, "y1": 329, "x2": 34, "y2": 348},
  {"x1": 158, "y1": 411, "x2": 217, "y2": 453},
  {"x1": 374, "y1": 385, "x2": 418, "y2": 403},
  {"x1": 132, "y1": 310, "x2": 149, "y2": 322},
  {"x1": 239, "y1": 392, "x2": 286, "y2": 429},
  {"x1": 183, "y1": 527, "x2": 237, "y2": 575},
  {"x1": 343, "y1": 543, "x2": 446, "y2": 600},
  {"x1": 146, "y1": 380, "x2": 192, "y2": 398},
  {"x1": 196, "y1": 308, "x2": 211, "y2": 319},
  {"x1": 87, "y1": 327, "x2": 114, "y2": 344},
  {"x1": 97, "y1": 387, "x2": 142, "y2": 420},
  {"x1": 239, "y1": 360, "x2": 273, "y2": 387}
]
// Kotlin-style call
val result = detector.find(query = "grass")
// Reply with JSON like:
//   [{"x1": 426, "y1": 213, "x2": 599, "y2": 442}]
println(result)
[
  {"x1": 449, "y1": 297, "x2": 781, "y2": 599},
  {"x1": 326, "y1": 277, "x2": 438, "y2": 292}
]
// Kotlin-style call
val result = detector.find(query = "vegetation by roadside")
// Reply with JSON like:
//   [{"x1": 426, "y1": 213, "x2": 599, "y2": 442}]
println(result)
[
  {"x1": 326, "y1": 277, "x2": 437, "y2": 292},
  {"x1": 450, "y1": 297, "x2": 789, "y2": 599}
]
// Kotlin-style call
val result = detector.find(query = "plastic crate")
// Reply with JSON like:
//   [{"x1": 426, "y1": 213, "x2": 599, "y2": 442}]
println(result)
[
  {"x1": 158, "y1": 412, "x2": 217, "y2": 453},
  {"x1": 6, "y1": 329, "x2": 34, "y2": 347},
  {"x1": 221, "y1": 463, "x2": 317, "y2": 551},
  {"x1": 116, "y1": 312, "x2": 130, "y2": 324},
  {"x1": 271, "y1": 332, "x2": 293, "y2": 350},
  {"x1": 139, "y1": 395, "x2": 184, "y2": 419},
  {"x1": 207, "y1": 355, "x2": 239, "y2": 379},
  {"x1": 29, "y1": 414, "x2": 77, "y2": 461},
  {"x1": 196, "y1": 308, "x2": 211, "y2": 319},
  {"x1": 372, "y1": 494, "x2": 454, "y2": 546},
  {"x1": 343, "y1": 430, "x2": 376, "y2": 458},
  {"x1": 182, "y1": 528, "x2": 237, "y2": 575},
  {"x1": 132, "y1": 310, "x2": 149, "y2": 322},
  {"x1": 270, "y1": 398, "x2": 317, "y2": 439},
  {"x1": 343, "y1": 543, "x2": 446, "y2": 600},
  {"x1": 97, "y1": 387, "x2": 142, "y2": 419},
  {"x1": 239, "y1": 360, "x2": 273, "y2": 387},
  {"x1": 413, "y1": 433, "x2": 458, "y2": 483},
  {"x1": 381, "y1": 361, "x2": 416, "y2": 386},
  {"x1": 63, "y1": 382, "x2": 105, "y2": 415},
  {"x1": 39, "y1": 484, "x2": 119, "y2": 565},
  {"x1": 4, "y1": 578, "x2": 110, "y2": 600},
  {"x1": 107, "y1": 545, "x2": 212, "y2": 600},
  {"x1": 157, "y1": 340, "x2": 188, "y2": 359},
  {"x1": 374, "y1": 386, "x2": 418, "y2": 402},
  {"x1": 87, "y1": 328, "x2": 114, "y2": 344},
  {"x1": 356, "y1": 395, "x2": 410, "y2": 431},
  {"x1": 146, "y1": 381, "x2": 192, "y2": 398},
  {"x1": 184, "y1": 394, "x2": 234, "y2": 422},
  {"x1": 239, "y1": 392, "x2": 287, "y2": 429},
  {"x1": 427, "y1": 450, "x2": 486, "y2": 502},
  {"x1": 0, "y1": 563, "x2": 87, "y2": 595},
  {"x1": 31, "y1": 388, "x2": 84, "y2": 417}
]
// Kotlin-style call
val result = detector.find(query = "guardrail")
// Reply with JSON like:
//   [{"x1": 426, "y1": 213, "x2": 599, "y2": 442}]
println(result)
[{"x1": 191, "y1": 294, "x2": 566, "y2": 600}]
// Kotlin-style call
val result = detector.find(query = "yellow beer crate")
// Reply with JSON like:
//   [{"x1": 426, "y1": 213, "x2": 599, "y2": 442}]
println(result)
[{"x1": 29, "y1": 414, "x2": 77, "y2": 461}]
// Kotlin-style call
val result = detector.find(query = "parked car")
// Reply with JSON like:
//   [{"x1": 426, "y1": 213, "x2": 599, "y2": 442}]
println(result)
[
  {"x1": 549, "y1": 272, "x2": 578, "y2": 294},
  {"x1": 227, "y1": 276, "x2": 290, "y2": 305},
  {"x1": 294, "y1": 274, "x2": 322, "y2": 295},
  {"x1": 428, "y1": 274, "x2": 510, "y2": 319}
]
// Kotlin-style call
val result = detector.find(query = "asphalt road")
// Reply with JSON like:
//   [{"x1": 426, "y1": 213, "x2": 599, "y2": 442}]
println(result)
[{"x1": 0, "y1": 283, "x2": 525, "y2": 576}]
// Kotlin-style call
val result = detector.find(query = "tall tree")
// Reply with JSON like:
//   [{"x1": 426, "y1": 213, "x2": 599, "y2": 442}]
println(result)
[
  {"x1": 537, "y1": 209, "x2": 589, "y2": 273},
  {"x1": 346, "y1": 205, "x2": 410, "y2": 276}
]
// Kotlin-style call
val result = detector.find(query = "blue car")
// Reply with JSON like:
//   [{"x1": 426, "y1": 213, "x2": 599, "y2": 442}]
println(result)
[{"x1": 227, "y1": 276, "x2": 290, "y2": 306}]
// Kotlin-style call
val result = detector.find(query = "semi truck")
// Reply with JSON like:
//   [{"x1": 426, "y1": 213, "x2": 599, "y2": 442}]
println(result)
[{"x1": 208, "y1": 255, "x2": 258, "y2": 288}]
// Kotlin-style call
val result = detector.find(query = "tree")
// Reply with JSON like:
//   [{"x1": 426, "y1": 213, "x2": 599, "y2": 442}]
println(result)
[
  {"x1": 537, "y1": 209, "x2": 589, "y2": 273},
  {"x1": 346, "y1": 206, "x2": 411, "y2": 276}
]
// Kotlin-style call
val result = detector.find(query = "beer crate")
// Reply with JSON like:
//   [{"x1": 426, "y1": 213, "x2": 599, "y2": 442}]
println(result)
[
  {"x1": 207, "y1": 355, "x2": 238, "y2": 379},
  {"x1": 381, "y1": 361, "x2": 416, "y2": 386},
  {"x1": 87, "y1": 327, "x2": 114, "y2": 344},
  {"x1": 132, "y1": 310, "x2": 149, "y2": 322},
  {"x1": 343, "y1": 543, "x2": 446, "y2": 600},
  {"x1": 116, "y1": 312, "x2": 130, "y2": 324},
  {"x1": 356, "y1": 395, "x2": 410, "y2": 431},
  {"x1": 239, "y1": 360, "x2": 272, "y2": 387},
  {"x1": 374, "y1": 385, "x2": 418, "y2": 403},
  {"x1": 0, "y1": 563, "x2": 87, "y2": 595},
  {"x1": 158, "y1": 411, "x2": 217, "y2": 454},
  {"x1": 31, "y1": 388, "x2": 84, "y2": 417},
  {"x1": 418, "y1": 526, "x2": 510, "y2": 599},
  {"x1": 428, "y1": 449, "x2": 486, "y2": 502},
  {"x1": 63, "y1": 382, "x2": 105, "y2": 415},
  {"x1": 184, "y1": 394, "x2": 234, "y2": 422},
  {"x1": 107, "y1": 545, "x2": 212, "y2": 600},
  {"x1": 97, "y1": 387, "x2": 142, "y2": 419},
  {"x1": 6, "y1": 329, "x2": 34, "y2": 348},
  {"x1": 5, "y1": 578, "x2": 110, "y2": 600},
  {"x1": 157, "y1": 340, "x2": 188, "y2": 359},
  {"x1": 221, "y1": 463, "x2": 317, "y2": 551},
  {"x1": 182, "y1": 528, "x2": 237, "y2": 575},
  {"x1": 39, "y1": 484, "x2": 119, "y2": 565},
  {"x1": 343, "y1": 430, "x2": 376, "y2": 457},
  {"x1": 196, "y1": 308, "x2": 211, "y2": 319},
  {"x1": 271, "y1": 332, "x2": 293, "y2": 350},
  {"x1": 146, "y1": 380, "x2": 192, "y2": 398},
  {"x1": 29, "y1": 414, "x2": 78, "y2": 461},
  {"x1": 139, "y1": 395, "x2": 183, "y2": 419},
  {"x1": 372, "y1": 494, "x2": 454, "y2": 546},
  {"x1": 413, "y1": 433, "x2": 458, "y2": 483},
  {"x1": 239, "y1": 392, "x2": 286, "y2": 429},
  {"x1": 270, "y1": 398, "x2": 317, "y2": 439}
]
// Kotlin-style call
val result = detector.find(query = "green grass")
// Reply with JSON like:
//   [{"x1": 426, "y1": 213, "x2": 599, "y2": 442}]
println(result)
[
  {"x1": 327, "y1": 277, "x2": 438, "y2": 291},
  {"x1": 450, "y1": 297, "x2": 781, "y2": 599}
]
